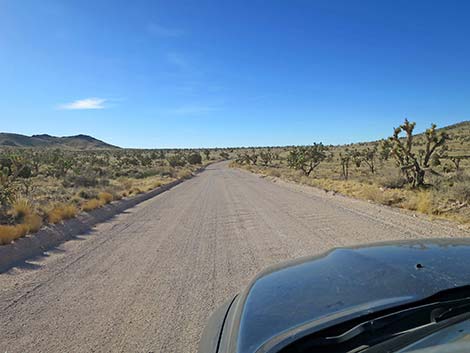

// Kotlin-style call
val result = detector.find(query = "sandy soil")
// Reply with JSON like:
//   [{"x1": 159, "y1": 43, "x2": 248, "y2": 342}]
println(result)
[{"x1": 0, "y1": 162, "x2": 468, "y2": 353}]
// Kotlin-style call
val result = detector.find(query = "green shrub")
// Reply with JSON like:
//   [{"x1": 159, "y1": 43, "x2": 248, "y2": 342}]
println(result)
[{"x1": 187, "y1": 152, "x2": 202, "y2": 165}]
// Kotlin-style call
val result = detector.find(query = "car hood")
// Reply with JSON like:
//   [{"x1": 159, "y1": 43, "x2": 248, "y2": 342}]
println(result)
[{"x1": 224, "y1": 238, "x2": 470, "y2": 353}]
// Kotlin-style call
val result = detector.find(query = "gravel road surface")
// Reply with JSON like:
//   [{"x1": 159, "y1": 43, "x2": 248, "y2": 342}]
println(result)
[{"x1": 0, "y1": 162, "x2": 468, "y2": 353}]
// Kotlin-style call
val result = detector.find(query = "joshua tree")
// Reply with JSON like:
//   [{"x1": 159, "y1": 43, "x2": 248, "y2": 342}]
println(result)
[
  {"x1": 448, "y1": 155, "x2": 470, "y2": 172},
  {"x1": 259, "y1": 150, "x2": 274, "y2": 166},
  {"x1": 352, "y1": 147, "x2": 377, "y2": 174},
  {"x1": 339, "y1": 149, "x2": 352, "y2": 180},
  {"x1": 203, "y1": 149, "x2": 211, "y2": 160},
  {"x1": 387, "y1": 119, "x2": 448, "y2": 187},
  {"x1": 287, "y1": 143, "x2": 327, "y2": 176},
  {"x1": 219, "y1": 151, "x2": 230, "y2": 160}
]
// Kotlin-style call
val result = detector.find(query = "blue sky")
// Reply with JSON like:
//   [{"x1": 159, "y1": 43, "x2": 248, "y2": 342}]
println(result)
[{"x1": 1, "y1": 0, "x2": 469, "y2": 148}]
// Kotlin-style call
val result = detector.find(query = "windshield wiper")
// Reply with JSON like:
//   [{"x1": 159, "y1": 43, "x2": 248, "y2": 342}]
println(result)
[
  {"x1": 283, "y1": 286, "x2": 470, "y2": 353},
  {"x1": 360, "y1": 310, "x2": 470, "y2": 353},
  {"x1": 320, "y1": 297, "x2": 470, "y2": 346}
]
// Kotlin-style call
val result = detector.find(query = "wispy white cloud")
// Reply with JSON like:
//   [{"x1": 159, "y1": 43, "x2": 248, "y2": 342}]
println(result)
[
  {"x1": 147, "y1": 23, "x2": 184, "y2": 37},
  {"x1": 58, "y1": 97, "x2": 107, "y2": 110}
]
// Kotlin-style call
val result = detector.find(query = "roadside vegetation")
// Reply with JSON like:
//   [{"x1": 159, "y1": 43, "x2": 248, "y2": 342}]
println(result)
[
  {"x1": 0, "y1": 148, "x2": 229, "y2": 245},
  {"x1": 231, "y1": 120, "x2": 470, "y2": 226}
]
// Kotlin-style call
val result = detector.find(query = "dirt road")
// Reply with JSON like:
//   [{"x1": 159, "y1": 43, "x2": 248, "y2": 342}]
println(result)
[{"x1": 0, "y1": 162, "x2": 468, "y2": 353}]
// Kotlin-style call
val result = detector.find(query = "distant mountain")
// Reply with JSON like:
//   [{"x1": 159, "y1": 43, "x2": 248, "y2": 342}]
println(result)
[{"x1": 0, "y1": 133, "x2": 119, "y2": 149}]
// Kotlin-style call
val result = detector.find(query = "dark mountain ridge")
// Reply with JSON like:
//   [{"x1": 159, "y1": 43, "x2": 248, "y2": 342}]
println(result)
[{"x1": 0, "y1": 132, "x2": 119, "y2": 149}]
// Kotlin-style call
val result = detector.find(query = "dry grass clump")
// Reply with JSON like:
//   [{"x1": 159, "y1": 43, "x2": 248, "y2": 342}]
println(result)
[
  {"x1": 129, "y1": 187, "x2": 143, "y2": 195},
  {"x1": 152, "y1": 181, "x2": 163, "y2": 188},
  {"x1": 118, "y1": 178, "x2": 133, "y2": 191},
  {"x1": 401, "y1": 192, "x2": 436, "y2": 215},
  {"x1": 98, "y1": 192, "x2": 113, "y2": 204},
  {"x1": 176, "y1": 169, "x2": 192, "y2": 179},
  {"x1": 47, "y1": 203, "x2": 78, "y2": 224},
  {"x1": 0, "y1": 225, "x2": 25, "y2": 245},
  {"x1": 0, "y1": 198, "x2": 43, "y2": 245},
  {"x1": 416, "y1": 192, "x2": 435, "y2": 214},
  {"x1": 266, "y1": 169, "x2": 282, "y2": 177},
  {"x1": 0, "y1": 213, "x2": 43, "y2": 245},
  {"x1": 9, "y1": 198, "x2": 34, "y2": 220},
  {"x1": 81, "y1": 198, "x2": 103, "y2": 212}
]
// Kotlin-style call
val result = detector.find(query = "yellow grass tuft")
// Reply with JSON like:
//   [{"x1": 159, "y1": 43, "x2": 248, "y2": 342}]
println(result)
[
  {"x1": 98, "y1": 192, "x2": 113, "y2": 204},
  {"x1": 177, "y1": 169, "x2": 192, "y2": 179},
  {"x1": 152, "y1": 181, "x2": 163, "y2": 188},
  {"x1": 130, "y1": 187, "x2": 143, "y2": 195},
  {"x1": 9, "y1": 198, "x2": 34, "y2": 220},
  {"x1": 0, "y1": 214, "x2": 43, "y2": 245},
  {"x1": 0, "y1": 225, "x2": 23, "y2": 245},
  {"x1": 47, "y1": 203, "x2": 78, "y2": 224},
  {"x1": 416, "y1": 192, "x2": 434, "y2": 215},
  {"x1": 82, "y1": 198, "x2": 103, "y2": 212},
  {"x1": 23, "y1": 214, "x2": 43, "y2": 233}
]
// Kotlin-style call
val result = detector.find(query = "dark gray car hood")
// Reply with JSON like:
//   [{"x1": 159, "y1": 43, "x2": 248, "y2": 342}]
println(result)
[{"x1": 223, "y1": 239, "x2": 470, "y2": 353}]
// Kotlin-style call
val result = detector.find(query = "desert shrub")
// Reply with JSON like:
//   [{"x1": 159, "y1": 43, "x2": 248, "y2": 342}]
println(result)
[
  {"x1": 220, "y1": 151, "x2": 230, "y2": 159},
  {"x1": 47, "y1": 203, "x2": 78, "y2": 223},
  {"x1": 112, "y1": 193, "x2": 123, "y2": 201},
  {"x1": 151, "y1": 181, "x2": 163, "y2": 189},
  {"x1": 266, "y1": 169, "x2": 281, "y2": 177},
  {"x1": 450, "y1": 182, "x2": 470, "y2": 203},
  {"x1": 23, "y1": 214, "x2": 43, "y2": 233},
  {"x1": 360, "y1": 185, "x2": 386, "y2": 203},
  {"x1": 379, "y1": 175, "x2": 407, "y2": 189},
  {"x1": 177, "y1": 169, "x2": 192, "y2": 179},
  {"x1": 98, "y1": 192, "x2": 113, "y2": 204},
  {"x1": 117, "y1": 177, "x2": 133, "y2": 191},
  {"x1": 187, "y1": 152, "x2": 202, "y2": 165},
  {"x1": 0, "y1": 213, "x2": 43, "y2": 245},
  {"x1": 64, "y1": 172, "x2": 98, "y2": 187},
  {"x1": 64, "y1": 169, "x2": 109, "y2": 188},
  {"x1": 77, "y1": 189, "x2": 98, "y2": 200},
  {"x1": 139, "y1": 168, "x2": 163, "y2": 178},
  {"x1": 9, "y1": 198, "x2": 34, "y2": 222},
  {"x1": 0, "y1": 225, "x2": 23, "y2": 245},
  {"x1": 416, "y1": 192, "x2": 435, "y2": 214},
  {"x1": 449, "y1": 170, "x2": 470, "y2": 184},
  {"x1": 129, "y1": 187, "x2": 143, "y2": 195},
  {"x1": 82, "y1": 199, "x2": 102, "y2": 212},
  {"x1": 167, "y1": 154, "x2": 186, "y2": 167},
  {"x1": 157, "y1": 166, "x2": 175, "y2": 177}
]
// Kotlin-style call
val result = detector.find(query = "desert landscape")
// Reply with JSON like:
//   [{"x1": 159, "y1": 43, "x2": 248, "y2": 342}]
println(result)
[
  {"x1": 1, "y1": 120, "x2": 468, "y2": 249},
  {"x1": 2, "y1": 1, "x2": 470, "y2": 352},
  {"x1": 0, "y1": 120, "x2": 469, "y2": 352}
]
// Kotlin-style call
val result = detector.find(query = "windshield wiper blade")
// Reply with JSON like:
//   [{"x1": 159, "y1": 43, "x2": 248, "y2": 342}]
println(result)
[
  {"x1": 360, "y1": 311, "x2": 470, "y2": 353},
  {"x1": 316, "y1": 297, "x2": 470, "y2": 346},
  {"x1": 293, "y1": 296, "x2": 470, "y2": 352}
]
